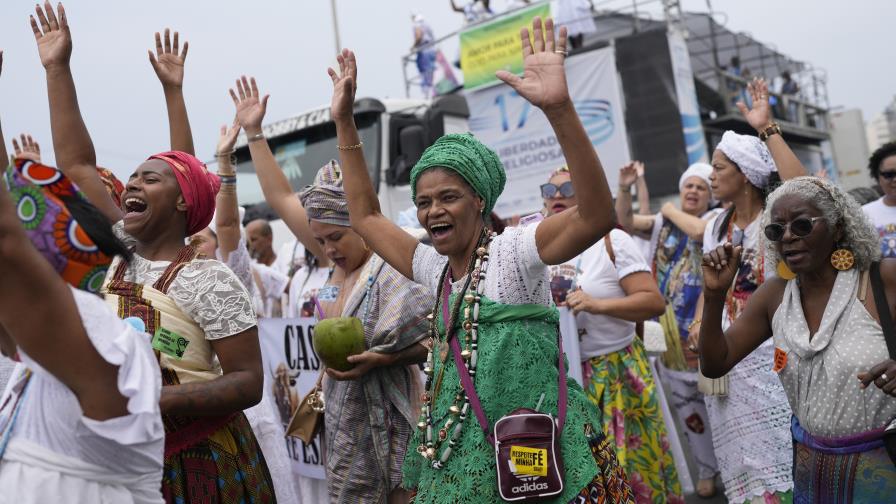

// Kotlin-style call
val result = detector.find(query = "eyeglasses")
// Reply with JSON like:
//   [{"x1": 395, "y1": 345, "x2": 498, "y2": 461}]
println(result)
[
  {"x1": 763, "y1": 217, "x2": 824, "y2": 242},
  {"x1": 541, "y1": 181, "x2": 574, "y2": 199},
  {"x1": 880, "y1": 171, "x2": 896, "y2": 180}
]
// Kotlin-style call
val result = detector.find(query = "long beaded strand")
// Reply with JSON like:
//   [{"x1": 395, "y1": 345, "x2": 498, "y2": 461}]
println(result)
[{"x1": 416, "y1": 231, "x2": 494, "y2": 468}]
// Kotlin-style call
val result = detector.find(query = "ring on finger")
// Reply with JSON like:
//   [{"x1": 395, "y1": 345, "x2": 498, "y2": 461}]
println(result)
[
  {"x1": 883, "y1": 373, "x2": 890, "y2": 382},
  {"x1": 554, "y1": 50, "x2": 568, "y2": 56}
]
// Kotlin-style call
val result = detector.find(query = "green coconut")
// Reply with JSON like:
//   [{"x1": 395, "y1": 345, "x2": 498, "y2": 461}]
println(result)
[{"x1": 312, "y1": 317, "x2": 366, "y2": 371}]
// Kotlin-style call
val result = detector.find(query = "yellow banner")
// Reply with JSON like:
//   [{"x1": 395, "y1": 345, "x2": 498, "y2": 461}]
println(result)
[
  {"x1": 460, "y1": 2, "x2": 552, "y2": 90},
  {"x1": 509, "y1": 445, "x2": 549, "y2": 477}
]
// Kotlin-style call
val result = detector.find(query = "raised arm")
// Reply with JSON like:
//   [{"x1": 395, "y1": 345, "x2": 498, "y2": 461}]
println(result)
[
  {"x1": 12, "y1": 134, "x2": 42, "y2": 163},
  {"x1": 661, "y1": 202, "x2": 709, "y2": 241},
  {"x1": 149, "y1": 28, "x2": 194, "y2": 155},
  {"x1": 698, "y1": 243, "x2": 778, "y2": 377},
  {"x1": 214, "y1": 120, "x2": 242, "y2": 261},
  {"x1": 330, "y1": 50, "x2": 419, "y2": 279},
  {"x1": 0, "y1": 176, "x2": 127, "y2": 420},
  {"x1": 31, "y1": 2, "x2": 122, "y2": 223},
  {"x1": 230, "y1": 76, "x2": 327, "y2": 264},
  {"x1": 497, "y1": 18, "x2": 615, "y2": 265},
  {"x1": 634, "y1": 161, "x2": 651, "y2": 215},
  {"x1": 614, "y1": 162, "x2": 655, "y2": 238},
  {"x1": 737, "y1": 78, "x2": 806, "y2": 181}
]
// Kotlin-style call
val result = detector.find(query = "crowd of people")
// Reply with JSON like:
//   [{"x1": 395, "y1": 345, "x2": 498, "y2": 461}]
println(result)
[{"x1": 2, "y1": 3, "x2": 896, "y2": 504}]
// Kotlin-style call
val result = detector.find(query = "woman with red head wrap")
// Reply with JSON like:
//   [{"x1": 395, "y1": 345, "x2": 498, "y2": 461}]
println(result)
[{"x1": 29, "y1": 3, "x2": 274, "y2": 502}]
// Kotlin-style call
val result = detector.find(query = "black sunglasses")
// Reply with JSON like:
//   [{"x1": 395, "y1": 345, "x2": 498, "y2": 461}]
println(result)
[
  {"x1": 541, "y1": 181, "x2": 574, "y2": 199},
  {"x1": 763, "y1": 217, "x2": 824, "y2": 242},
  {"x1": 880, "y1": 171, "x2": 896, "y2": 180}
]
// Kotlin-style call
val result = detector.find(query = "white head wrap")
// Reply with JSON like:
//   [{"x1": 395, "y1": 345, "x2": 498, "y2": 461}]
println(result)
[
  {"x1": 716, "y1": 130, "x2": 777, "y2": 189},
  {"x1": 678, "y1": 162, "x2": 716, "y2": 206}
]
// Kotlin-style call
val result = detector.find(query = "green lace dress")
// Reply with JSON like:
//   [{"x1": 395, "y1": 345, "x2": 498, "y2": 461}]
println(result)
[{"x1": 403, "y1": 227, "x2": 632, "y2": 503}]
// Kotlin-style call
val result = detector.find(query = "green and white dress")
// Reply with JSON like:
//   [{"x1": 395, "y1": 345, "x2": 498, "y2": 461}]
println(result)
[{"x1": 402, "y1": 224, "x2": 633, "y2": 504}]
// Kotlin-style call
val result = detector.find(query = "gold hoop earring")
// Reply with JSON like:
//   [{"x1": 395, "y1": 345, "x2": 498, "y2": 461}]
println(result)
[
  {"x1": 830, "y1": 248, "x2": 855, "y2": 271},
  {"x1": 776, "y1": 261, "x2": 797, "y2": 280}
]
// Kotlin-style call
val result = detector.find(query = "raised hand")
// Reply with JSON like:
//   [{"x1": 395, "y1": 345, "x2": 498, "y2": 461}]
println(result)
[
  {"x1": 229, "y1": 76, "x2": 269, "y2": 134},
  {"x1": 496, "y1": 17, "x2": 570, "y2": 114},
  {"x1": 12, "y1": 134, "x2": 41, "y2": 163},
  {"x1": 702, "y1": 243, "x2": 742, "y2": 297},
  {"x1": 618, "y1": 162, "x2": 638, "y2": 189},
  {"x1": 216, "y1": 120, "x2": 241, "y2": 157},
  {"x1": 328, "y1": 48, "x2": 357, "y2": 123},
  {"x1": 30, "y1": 2, "x2": 71, "y2": 69},
  {"x1": 149, "y1": 28, "x2": 189, "y2": 89},
  {"x1": 736, "y1": 78, "x2": 774, "y2": 132}
]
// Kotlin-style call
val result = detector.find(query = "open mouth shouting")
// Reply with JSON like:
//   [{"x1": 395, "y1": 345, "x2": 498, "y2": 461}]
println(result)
[
  {"x1": 123, "y1": 196, "x2": 149, "y2": 223},
  {"x1": 428, "y1": 222, "x2": 454, "y2": 243}
]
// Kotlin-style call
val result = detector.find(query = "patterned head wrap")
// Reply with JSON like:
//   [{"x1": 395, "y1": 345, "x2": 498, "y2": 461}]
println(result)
[
  {"x1": 4, "y1": 160, "x2": 113, "y2": 294},
  {"x1": 299, "y1": 160, "x2": 350, "y2": 227},
  {"x1": 716, "y1": 131, "x2": 777, "y2": 189},
  {"x1": 147, "y1": 151, "x2": 221, "y2": 235},
  {"x1": 410, "y1": 133, "x2": 506, "y2": 216}
]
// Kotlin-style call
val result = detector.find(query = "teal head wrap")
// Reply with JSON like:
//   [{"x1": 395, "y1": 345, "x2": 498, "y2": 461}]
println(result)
[{"x1": 409, "y1": 133, "x2": 506, "y2": 216}]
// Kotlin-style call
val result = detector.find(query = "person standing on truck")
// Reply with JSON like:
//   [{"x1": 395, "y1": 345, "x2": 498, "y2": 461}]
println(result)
[{"x1": 411, "y1": 13, "x2": 438, "y2": 98}]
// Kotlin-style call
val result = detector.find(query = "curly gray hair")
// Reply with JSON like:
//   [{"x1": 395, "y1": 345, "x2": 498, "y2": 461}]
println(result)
[{"x1": 762, "y1": 176, "x2": 881, "y2": 271}]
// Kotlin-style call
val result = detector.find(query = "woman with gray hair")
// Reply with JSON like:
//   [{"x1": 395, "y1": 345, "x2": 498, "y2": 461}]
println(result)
[{"x1": 699, "y1": 176, "x2": 896, "y2": 501}]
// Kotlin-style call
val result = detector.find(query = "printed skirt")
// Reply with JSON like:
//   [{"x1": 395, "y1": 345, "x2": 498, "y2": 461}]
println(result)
[{"x1": 582, "y1": 337, "x2": 683, "y2": 503}]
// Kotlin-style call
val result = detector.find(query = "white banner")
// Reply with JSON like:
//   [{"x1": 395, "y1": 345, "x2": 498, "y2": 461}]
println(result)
[
  {"x1": 466, "y1": 48, "x2": 631, "y2": 218},
  {"x1": 258, "y1": 317, "x2": 326, "y2": 480},
  {"x1": 668, "y1": 29, "x2": 709, "y2": 165},
  {"x1": 558, "y1": 308, "x2": 583, "y2": 386}
]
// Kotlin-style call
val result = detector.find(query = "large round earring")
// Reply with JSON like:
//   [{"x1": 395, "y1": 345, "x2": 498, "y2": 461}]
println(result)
[
  {"x1": 830, "y1": 247, "x2": 855, "y2": 271},
  {"x1": 776, "y1": 261, "x2": 797, "y2": 280}
]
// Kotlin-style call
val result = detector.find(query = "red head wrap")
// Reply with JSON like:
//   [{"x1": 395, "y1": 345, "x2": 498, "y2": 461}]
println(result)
[{"x1": 147, "y1": 151, "x2": 221, "y2": 236}]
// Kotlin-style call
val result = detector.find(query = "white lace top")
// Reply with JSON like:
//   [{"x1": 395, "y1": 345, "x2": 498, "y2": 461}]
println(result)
[
  {"x1": 412, "y1": 223, "x2": 550, "y2": 305},
  {"x1": 113, "y1": 222, "x2": 256, "y2": 339}
]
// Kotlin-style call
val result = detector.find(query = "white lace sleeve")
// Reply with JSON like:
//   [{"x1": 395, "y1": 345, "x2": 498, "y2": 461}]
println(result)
[
  {"x1": 216, "y1": 238, "x2": 255, "y2": 296},
  {"x1": 167, "y1": 260, "x2": 257, "y2": 340},
  {"x1": 412, "y1": 243, "x2": 448, "y2": 290}
]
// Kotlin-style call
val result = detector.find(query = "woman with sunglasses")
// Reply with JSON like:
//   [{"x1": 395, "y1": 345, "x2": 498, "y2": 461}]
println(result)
[
  {"x1": 544, "y1": 166, "x2": 682, "y2": 502},
  {"x1": 687, "y1": 78, "x2": 809, "y2": 504},
  {"x1": 862, "y1": 141, "x2": 896, "y2": 258},
  {"x1": 699, "y1": 177, "x2": 896, "y2": 501}
]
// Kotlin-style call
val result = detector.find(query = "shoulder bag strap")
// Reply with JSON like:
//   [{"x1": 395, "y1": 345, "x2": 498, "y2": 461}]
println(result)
[
  {"x1": 869, "y1": 262, "x2": 896, "y2": 359},
  {"x1": 446, "y1": 282, "x2": 568, "y2": 447}
]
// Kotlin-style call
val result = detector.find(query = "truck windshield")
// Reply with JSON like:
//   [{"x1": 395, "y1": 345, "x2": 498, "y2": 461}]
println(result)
[{"x1": 233, "y1": 113, "x2": 380, "y2": 205}]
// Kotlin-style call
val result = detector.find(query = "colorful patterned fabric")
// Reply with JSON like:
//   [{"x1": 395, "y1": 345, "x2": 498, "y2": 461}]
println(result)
[
  {"x1": 148, "y1": 151, "x2": 221, "y2": 235},
  {"x1": 403, "y1": 298, "x2": 633, "y2": 503},
  {"x1": 654, "y1": 220, "x2": 704, "y2": 371},
  {"x1": 298, "y1": 160, "x2": 351, "y2": 227},
  {"x1": 3, "y1": 160, "x2": 112, "y2": 294},
  {"x1": 582, "y1": 337, "x2": 683, "y2": 504},
  {"x1": 566, "y1": 423, "x2": 635, "y2": 504},
  {"x1": 161, "y1": 412, "x2": 275, "y2": 504},
  {"x1": 791, "y1": 417, "x2": 896, "y2": 503}
]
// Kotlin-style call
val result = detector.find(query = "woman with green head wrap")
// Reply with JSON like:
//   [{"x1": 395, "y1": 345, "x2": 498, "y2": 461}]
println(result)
[{"x1": 330, "y1": 17, "x2": 632, "y2": 503}]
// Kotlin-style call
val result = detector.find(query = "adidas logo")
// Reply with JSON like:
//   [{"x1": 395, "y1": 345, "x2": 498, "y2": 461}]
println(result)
[{"x1": 510, "y1": 481, "x2": 549, "y2": 494}]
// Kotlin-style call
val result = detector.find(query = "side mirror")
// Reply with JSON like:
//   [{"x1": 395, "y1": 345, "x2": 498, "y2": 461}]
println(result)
[{"x1": 388, "y1": 125, "x2": 426, "y2": 185}]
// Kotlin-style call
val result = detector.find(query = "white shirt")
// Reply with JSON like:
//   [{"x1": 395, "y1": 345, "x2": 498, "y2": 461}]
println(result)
[
  {"x1": 0, "y1": 287, "x2": 164, "y2": 503},
  {"x1": 287, "y1": 265, "x2": 331, "y2": 318},
  {"x1": 551, "y1": 230, "x2": 651, "y2": 359},
  {"x1": 272, "y1": 239, "x2": 306, "y2": 277},
  {"x1": 862, "y1": 197, "x2": 896, "y2": 258}
]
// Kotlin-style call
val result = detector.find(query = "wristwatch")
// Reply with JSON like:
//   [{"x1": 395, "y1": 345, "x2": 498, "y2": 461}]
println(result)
[{"x1": 758, "y1": 122, "x2": 781, "y2": 142}]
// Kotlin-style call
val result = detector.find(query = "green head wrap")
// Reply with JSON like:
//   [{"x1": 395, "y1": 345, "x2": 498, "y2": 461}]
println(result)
[{"x1": 409, "y1": 133, "x2": 506, "y2": 216}]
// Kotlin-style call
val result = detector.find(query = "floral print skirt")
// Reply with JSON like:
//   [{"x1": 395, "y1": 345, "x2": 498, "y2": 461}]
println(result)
[{"x1": 582, "y1": 337, "x2": 683, "y2": 504}]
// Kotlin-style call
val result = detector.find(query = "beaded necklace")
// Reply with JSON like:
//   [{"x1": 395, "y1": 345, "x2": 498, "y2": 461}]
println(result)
[
  {"x1": 725, "y1": 211, "x2": 764, "y2": 324},
  {"x1": 416, "y1": 231, "x2": 494, "y2": 469}
]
